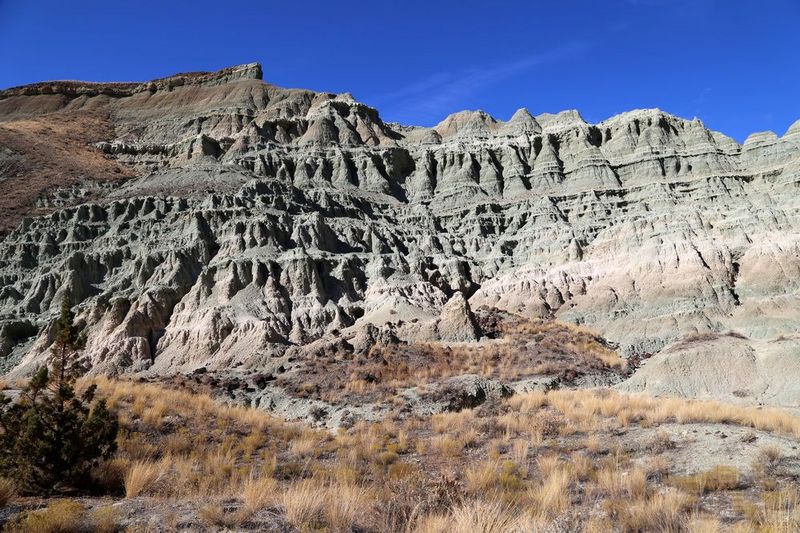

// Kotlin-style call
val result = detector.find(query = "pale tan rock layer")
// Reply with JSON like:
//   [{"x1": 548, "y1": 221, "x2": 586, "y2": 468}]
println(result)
[{"x1": 0, "y1": 63, "x2": 799, "y2": 376}]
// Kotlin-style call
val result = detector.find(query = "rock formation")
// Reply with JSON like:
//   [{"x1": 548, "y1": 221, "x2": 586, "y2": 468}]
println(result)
[{"x1": 1, "y1": 63, "x2": 799, "y2": 380}]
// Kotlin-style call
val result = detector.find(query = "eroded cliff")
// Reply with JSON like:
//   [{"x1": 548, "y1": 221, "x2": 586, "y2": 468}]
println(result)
[{"x1": 1, "y1": 63, "x2": 799, "y2": 379}]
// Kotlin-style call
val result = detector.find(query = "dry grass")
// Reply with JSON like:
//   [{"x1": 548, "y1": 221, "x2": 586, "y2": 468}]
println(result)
[
  {"x1": 670, "y1": 466, "x2": 742, "y2": 495},
  {"x1": 0, "y1": 110, "x2": 135, "y2": 237},
  {"x1": 325, "y1": 483, "x2": 373, "y2": 531},
  {"x1": 199, "y1": 503, "x2": 248, "y2": 529},
  {"x1": 605, "y1": 489, "x2": 696, "y2": 532},
  {"x1": 124, "y1": 459, "x2": 164, "y2": 498},
  {"x1": 90, "y1": 505, "x2": 120, "y2": 533},
  {"x1": 431, "y1": 435, "x2": 466, "y2": 457},
  {"x1": 0, "y1": 477, "x2": 16, "y2": 508},
  {"x1": 241, "y1": 473, "x2": 277, "y2": 512},
  {"x1": 11, "y1": 376, "x2": 797, "y2": 531},
  {"x1": 687, "y1": 514, "x2": 724, "y2": 533},
  {"x1": 279, "y1": 480, "x2": 372, "y2": 531},
  {"x1": 528, "y1": 467, "x2": 571, "y2": 517},
  {"x1": 284, "y1": 314, "x2": 628, "y2": 404},
  {"x1": 514, "y1": 388, "x2": 800, "y2": 438},
  {"x1": 465, "y1": 461, "x2": 525, "y2": 495},
  {"x1": 448, "y1": 499, "x2": 520, "y2": 532},
  {"x1": 87, "y1": 376, "x2": 312, "y2": 503},
  {"x1": 281, "y1": 480, "x2": 324, "y2": 529},
  {"x1": 595, "y1": 465, "x2": 649, "y2": 499},
  {"x1": 6, "y1": 500, "x2": 85, "y2": 533}
]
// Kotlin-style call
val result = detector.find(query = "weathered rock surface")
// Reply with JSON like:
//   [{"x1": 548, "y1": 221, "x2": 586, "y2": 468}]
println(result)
[
  {"x1": 619, "y1": 333, "x2": 800, "y2": 406},
  {"x1": 1, "y1": 63, "x2": 799, "y2": 382}
]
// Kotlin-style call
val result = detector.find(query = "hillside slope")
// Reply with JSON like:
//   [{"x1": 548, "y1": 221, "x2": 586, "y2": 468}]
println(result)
[{"x1": 1, "y1": 63, "x2": 799, "y2": 396}]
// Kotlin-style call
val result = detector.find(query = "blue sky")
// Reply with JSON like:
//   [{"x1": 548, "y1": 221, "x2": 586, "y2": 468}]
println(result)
[{"x1": 0, "y1": 0, "x2": 797, "y2": 141}]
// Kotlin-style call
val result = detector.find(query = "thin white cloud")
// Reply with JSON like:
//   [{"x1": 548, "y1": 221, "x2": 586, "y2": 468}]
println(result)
[{"x1": 372, "y1": 42, "x2": 589, "y2": 126}]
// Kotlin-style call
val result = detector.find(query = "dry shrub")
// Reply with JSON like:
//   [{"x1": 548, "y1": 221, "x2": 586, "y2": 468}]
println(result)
[
  {"x1": 531, "y1": 411, "x2": 565, "y2": 437},
  {"x1": 648, "y1": 430, "x2": 674, "y2": 452},
  {"x1": 761, "y1": 444, "x2": 784, "y2": 462},
  {"x1": 6, "y1": 500, "x2": 85, "y2": 533},
  {"x1": 756, "y1": 444, "x2": 784, "y2": 479},
  {"x1": 0, "y1": 477, "x2": 17, "y2": 508}
]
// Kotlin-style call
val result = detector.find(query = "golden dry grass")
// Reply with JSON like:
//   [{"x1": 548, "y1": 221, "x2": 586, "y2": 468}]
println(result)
[
  {"x1": 90, "y1": 506, "x2": 121, "y2": 533},
  {"x1": 670, "y1": 466, "x2": 742, "y2": 495},
  {"x1": 22, "y1": 376, "x2": 798, "y2": 532},
  {"x1": 241, "y1": 474, "x2": 277, "y2": 512},
  {"x1": 511, "y1": 388, "x2": 800, "y2": 438},
  {"x1": 528, "y1": 467, "x2": 571, "y2": 517},
  {"x1": 6, "y1": 500, "x2": 86, "y2": 533},
  {"x1": 124, "y1": 459, "x2": 164, "y2": 498}
]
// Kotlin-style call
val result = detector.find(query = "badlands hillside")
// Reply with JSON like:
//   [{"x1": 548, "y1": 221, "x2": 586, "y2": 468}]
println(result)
[
  {"x1": 4, "y1": 62, "x2": 800, "y2": 532},
  {"x1": 1, "y1": 62, "x2": 800, "y2": 415}
]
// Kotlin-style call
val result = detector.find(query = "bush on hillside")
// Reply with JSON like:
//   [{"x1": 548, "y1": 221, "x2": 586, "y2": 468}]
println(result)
[{"x1": 0, "y1": 299, "x2": 118, "y2": 494}]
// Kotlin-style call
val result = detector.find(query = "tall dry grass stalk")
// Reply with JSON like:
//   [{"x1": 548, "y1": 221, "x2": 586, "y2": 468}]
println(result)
[
  {"x1": 448, "y1": 499, "x2": 520, "y2": 533},
  {"x1": 242, "y1": 474, "x2": 277, "y2": 512},
  {"x1": 124, "y1": 459, "x2": 164, "y2": 498}
]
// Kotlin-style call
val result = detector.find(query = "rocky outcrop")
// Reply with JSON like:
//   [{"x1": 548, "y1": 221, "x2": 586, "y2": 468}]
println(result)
[
  {"x1": 436, "y1": 293, "x2": 481, "y2": 342},
  {"x1": 619, "y1": 333, "x2": 800, "y2": 407},
  {"x1": 0, "y1": 62, "x2": 263, "y2": 102},
  {"x1": 1, "y1": 64, "x2": 799, "y2": 377}
]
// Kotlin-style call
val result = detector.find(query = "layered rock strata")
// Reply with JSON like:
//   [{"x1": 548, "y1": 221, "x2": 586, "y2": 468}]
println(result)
[{"x1": 1, "y1": 63, "x2": 799, "y2": 377}]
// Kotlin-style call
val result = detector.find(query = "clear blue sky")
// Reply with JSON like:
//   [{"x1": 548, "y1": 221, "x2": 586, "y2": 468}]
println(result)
[{"x1": 0, "y1": 0, "x2": 798, "y2": 141}]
